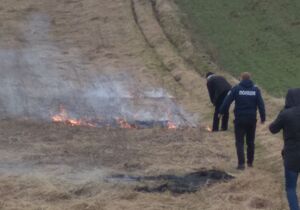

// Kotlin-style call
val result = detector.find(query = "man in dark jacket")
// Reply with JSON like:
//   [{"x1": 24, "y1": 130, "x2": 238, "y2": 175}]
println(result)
[
  {"x1": 219, "y1": 72, "x2": 266, "y2": 170},
  {"x1": 206, "y1": 72, "x2": 232, "y2": 131},
  {"x1": 269, "y1": 88, "x2": 300, "y2": 210}
]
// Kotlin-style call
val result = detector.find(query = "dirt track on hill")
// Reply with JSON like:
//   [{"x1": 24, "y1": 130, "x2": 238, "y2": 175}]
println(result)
[
  {"x1": 0, "y1": 0, "x2": 288, "y2": 209},
  {"x1": 0, "y1": 0, "x2": 204, "y2": 125}
]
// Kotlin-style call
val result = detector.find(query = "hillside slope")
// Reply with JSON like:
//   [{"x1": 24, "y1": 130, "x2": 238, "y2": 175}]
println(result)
[
  {"x1": 0, "y1": 0, "x2": 290, "y2": 210},
  {"x1": 175, "y1": 0, "x2": 300, "y2": 96}
]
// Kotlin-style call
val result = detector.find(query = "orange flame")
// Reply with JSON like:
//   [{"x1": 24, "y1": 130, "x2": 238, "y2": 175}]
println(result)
[
  {"x1": 116, "y1": 118, "x2": 135, "y2": 129},
  {"x1": 166, "y1": 109, "x2": 177, "y2": 130},
  {"x1": 206, "y1": 125, "x2": 212, "y2": 132},
  {"x1": 167, "y1": 121, "x2": 177, "y2": 129},
  {"x1": 52, "y1": 105, "x2": 181, "y2": 129},
  {"x1": 52, "y1": 106, "x2": 96, "y2": 127}
]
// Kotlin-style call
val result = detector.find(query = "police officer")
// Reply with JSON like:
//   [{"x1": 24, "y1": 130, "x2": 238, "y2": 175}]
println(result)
[
  {"x1": 206, "y1": 72, "x2": 232, "y2": 132},
  {"x1": 219, "y1": 72, "x2": 266, "y2": 170}
]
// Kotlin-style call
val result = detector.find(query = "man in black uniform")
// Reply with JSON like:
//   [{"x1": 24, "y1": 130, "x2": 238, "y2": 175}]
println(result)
[
  {"x1": 219, "y1": 72, "x2": 265, "y2": 170},
  {"x1": 206, "y1": 72, "x2": 232, "y2": 131},
  {"x1": 269, "y1": 88, "x2": 300, "y2": 210}
]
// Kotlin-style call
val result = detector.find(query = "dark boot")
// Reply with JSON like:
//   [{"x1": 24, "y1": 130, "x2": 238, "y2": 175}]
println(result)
[{"x1": 237, "y1": 164, "x2": 245, "y2": 170}]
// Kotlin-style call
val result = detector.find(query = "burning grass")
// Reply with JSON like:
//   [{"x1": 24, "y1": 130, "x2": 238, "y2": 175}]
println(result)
[
  {"x1": 51, "y1": 105, "x2": 189, "y2": 129},
  {"x1": 0, "y1": 0, "x2": 290, "y2": 209}
]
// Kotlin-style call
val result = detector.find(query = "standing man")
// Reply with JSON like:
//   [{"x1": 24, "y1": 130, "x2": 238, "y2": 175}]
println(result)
[
  {"x1": 206, "y1": 72, "x2": 232, "y2": 132},
  {"x1": 269, "y1": 88, "x2": 300, "y2": 210},
  {"x1": 219, "y1": 72, "x2": 265, "y2": 170}
]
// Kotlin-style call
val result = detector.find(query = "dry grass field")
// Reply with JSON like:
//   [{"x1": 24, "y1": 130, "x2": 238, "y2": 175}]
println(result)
[{"x1": 0, "y1": 0, "x2": 293, "y2": 209}]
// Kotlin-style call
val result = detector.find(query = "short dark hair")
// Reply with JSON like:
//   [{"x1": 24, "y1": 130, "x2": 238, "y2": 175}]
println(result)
[
  {"x1": 241, "y1": 72, "x2": 251, "y2": 80},
  {"x1": 206, "y1": 72, "x2": 214, "y2": 78}
]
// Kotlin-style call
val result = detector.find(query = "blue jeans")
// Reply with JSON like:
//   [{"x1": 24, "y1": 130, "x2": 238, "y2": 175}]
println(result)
[{"x1": 285, "y1": 166, "x2": 299, "y2": 210}]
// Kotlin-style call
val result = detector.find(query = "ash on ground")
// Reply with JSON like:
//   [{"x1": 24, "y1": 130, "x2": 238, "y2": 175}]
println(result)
[{"x1": 107, "y1": 170, "x2": 234, "y2": 194}]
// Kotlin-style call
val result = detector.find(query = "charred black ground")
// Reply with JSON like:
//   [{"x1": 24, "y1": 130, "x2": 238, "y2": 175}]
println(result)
[{"x1": 107, "y1": 170, "x2": 234, "y2": 194}]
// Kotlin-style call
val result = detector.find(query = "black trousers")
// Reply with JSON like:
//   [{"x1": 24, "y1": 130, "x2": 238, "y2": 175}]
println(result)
[
  {"x1": 234, "y1": 119, "x2": 257, "y2": 166},
  {"x1": 213, "y1": 92, "x2": 229, "y2": 131}
]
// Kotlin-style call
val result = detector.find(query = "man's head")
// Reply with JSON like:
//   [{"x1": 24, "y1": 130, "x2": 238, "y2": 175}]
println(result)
[
  {"x1": 285, "y1": 88, "x2": 300, "y2": 109},
  {"x1": 240, "y1": 72, "x2": 251, "y2": 81},
  {"x1": 206, "y1": 72, "x2": 214, "y2": 79}
]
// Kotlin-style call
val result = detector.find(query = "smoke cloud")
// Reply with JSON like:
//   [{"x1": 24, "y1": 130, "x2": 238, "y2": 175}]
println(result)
[{"x1": 0, "y1": 12, "x2": 197, "y2": 127}]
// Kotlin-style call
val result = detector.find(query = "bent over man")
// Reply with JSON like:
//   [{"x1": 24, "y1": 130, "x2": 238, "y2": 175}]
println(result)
[
  {"x1": 219, "y1": 72, "x2": 265, "y2": 170},
  {"x1": 206, "y1": 72, "x2": 232, "y2": 131},
  {"x1": 269, "y1": 88, "x2": 300, "y2": 210}
]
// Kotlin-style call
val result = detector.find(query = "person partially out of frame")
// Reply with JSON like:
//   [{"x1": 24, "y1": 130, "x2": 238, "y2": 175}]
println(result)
[{"x1": 270, "y1": 88, "x2": 300, "y2": 210}]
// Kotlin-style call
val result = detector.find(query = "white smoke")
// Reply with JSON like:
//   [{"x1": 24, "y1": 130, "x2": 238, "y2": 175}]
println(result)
[{"x1": 0, "y1": 12, "x2": 198, "y2": 127}]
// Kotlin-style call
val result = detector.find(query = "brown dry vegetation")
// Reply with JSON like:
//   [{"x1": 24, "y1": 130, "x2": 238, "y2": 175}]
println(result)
[{"x1": 0, "y1": 0, "x2": 292, "y2": 209}]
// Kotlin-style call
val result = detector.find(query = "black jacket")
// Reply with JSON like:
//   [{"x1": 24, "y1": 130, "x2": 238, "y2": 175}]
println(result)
[
  {"x1": 269, "y1": 88, "x2": 300, "y2": 172},
  {"x1": 219, "y1": 79, "x2": 266, "y2": 122},
  {"x1": 207, "y1": 75, "x2": 231, "y2": 106}
]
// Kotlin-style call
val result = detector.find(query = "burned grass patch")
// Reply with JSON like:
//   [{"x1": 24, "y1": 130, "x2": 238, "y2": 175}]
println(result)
[{"x1": 107, "y1": 169, "x2": 234, "y2": 194}]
